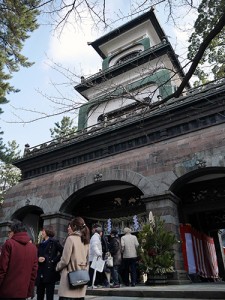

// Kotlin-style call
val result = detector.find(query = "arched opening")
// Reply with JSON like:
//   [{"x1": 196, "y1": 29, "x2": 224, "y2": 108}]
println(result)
[
  {"x1": 171, "y1": 167, "x2": 225, "y2": 231},
  {"x1": 170, "y1": 167, "x2": 225, "y2": 281},
  {"x1": 61, "y1": 180, "x2": 146, "y2": 234},
  {"x1": 11, "y1": 205, "x2": 44, "y2": 242}
]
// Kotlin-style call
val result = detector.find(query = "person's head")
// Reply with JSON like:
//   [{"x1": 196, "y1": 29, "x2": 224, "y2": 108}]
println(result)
[
  {"x1": 110, "y1": 229, "x2": 118, "y2": 237},
  {"x1": 42, "y1": 226, "x2": 55, "y2": 240},
  {"x1": 69, "y1": 217, "x2": 90, "y2": 245},
  {"x1": 123, "y1": 227, "x2": 131, "y2": 234},
  {"x1": 92, "y1": 223, "x2": 103, "y2": 236},
  {"x1": 9, "y1": 219, "x2": 27, "y2": 234}
]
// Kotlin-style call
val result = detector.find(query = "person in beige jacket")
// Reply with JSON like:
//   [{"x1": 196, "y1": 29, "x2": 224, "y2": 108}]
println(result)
[
  {"x1": 121, "y1": 227, "x2": 139, "y2": 287},
  {"x1": 56, "y1": 217, "x2": 90, "y2": 300}
]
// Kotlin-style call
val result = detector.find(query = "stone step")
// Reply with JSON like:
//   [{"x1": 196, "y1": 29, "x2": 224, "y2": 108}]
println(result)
[
  {"x1": 55, "y1": 283, "x2": 225, "y2": 299},
  {"x1": 85, "y1": 283, "x2": 225, "y2": 299}
]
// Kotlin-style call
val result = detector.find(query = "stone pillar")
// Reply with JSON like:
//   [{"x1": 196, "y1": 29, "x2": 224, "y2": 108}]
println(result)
[
  {"x1": 41, "y1": 212, "x2": 73, "y2": 244},
  {"x1": 143, "y1": 191, "x2": 191, "y2": 284}
]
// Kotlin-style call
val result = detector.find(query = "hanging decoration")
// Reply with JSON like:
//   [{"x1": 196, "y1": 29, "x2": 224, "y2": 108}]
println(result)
[
  {"x1": 107, "y1": 218, "x2": 112, "y2": 234},
  {"x1": 149, "y1": 211, "x2": 155, "y2": 227},
  {"x1": 85, "y1": 212, "x2": 147, "y2": 235},
  {"x1": 133, "y1": 215, "x2": 139, "y2": 231}
]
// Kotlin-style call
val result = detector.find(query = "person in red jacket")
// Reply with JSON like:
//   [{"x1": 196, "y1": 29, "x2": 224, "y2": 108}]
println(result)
[{"x1": 0, "y1": 219, "x2": 38, "y2": 300}]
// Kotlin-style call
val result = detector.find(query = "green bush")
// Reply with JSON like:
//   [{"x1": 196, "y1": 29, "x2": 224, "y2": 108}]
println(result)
[{"x1": 138, "y1": 216, "x2": 176, "y2": 275}]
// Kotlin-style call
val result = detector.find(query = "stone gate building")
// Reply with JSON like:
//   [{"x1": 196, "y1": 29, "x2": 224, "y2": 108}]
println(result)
[{"x1": 1, "y1": 9, "x2": 225, "y2": 283}]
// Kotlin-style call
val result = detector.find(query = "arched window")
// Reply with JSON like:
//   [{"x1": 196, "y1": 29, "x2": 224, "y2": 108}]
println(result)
[{"x1": 116, "y1": 50, "x2": 142, "y2": 65}]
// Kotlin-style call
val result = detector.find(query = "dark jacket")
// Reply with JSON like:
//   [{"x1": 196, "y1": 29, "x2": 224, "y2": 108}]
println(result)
[
  {"x1": 36, "y1": 237, "x2": 63, "y2": 284},
  {"x1": 101, "y1": 235, "x2": 109, "y2": 259},
  {"x1": 0, "y1": 232, "x2": 38, "y2": 298},
  {"x1": 109, "y1": 236, "x2": 122, "y2": 266}
]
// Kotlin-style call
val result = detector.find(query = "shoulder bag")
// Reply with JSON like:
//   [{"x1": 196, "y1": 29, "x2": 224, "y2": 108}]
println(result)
[
  {"x1": 90, "y1": 256, "x2": 105, "y2": 272},
  {"x1": 105, "y1": 252, "x2": 113, "y2": 267},
  {"x1": 68, "y1": 269, "x2": 90, "y2": 288}
]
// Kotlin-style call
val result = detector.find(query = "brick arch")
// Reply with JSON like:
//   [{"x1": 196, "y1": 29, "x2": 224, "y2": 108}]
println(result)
[
  {"x1": 11, "y1": 205, "x2": 43, "y2": 221},
  {"x1": 87, "y1": 169, "x2": 153, "y2": 194},
  {"x1": 170, "y1": 166, "x2": 225, "y2": 195},
  {"x1": 1, "y1": 193, "x2": 46, "y2": 223},
  {"x1": 84, "y1": 169, "x2": 155, "y2": 193},
  {"x1": 170, "y1": 166, "x2": 225, "y2": 232},
  {"x1": 59, "y1": 169, "x2": 156, "y2": 212}
]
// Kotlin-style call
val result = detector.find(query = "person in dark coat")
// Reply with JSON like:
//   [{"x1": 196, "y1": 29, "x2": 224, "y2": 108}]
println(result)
[
  {"x1": 0, "y1": 219, "x2": 38, "y2": 299},
  {"x1": 101, "y1": 231, "x2": 110, "y2": 287},
  {"x1": 109, "y1": 229, "x2": 122, "y2": 288},
  {"x1": 36, "y1": 226, "x2": 63, "y2": 300}
]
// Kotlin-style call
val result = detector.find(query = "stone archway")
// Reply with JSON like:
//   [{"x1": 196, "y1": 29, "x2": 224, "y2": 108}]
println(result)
[
  {"x1": 60, "y1": 179, "x2": 147, "y2": 235},
  {"x1": 11, "y1": 205, "x2": 44, "y2": 243},
  {"x1": 170, "y1": 167, "x2": 225, "y2": 230},
  {"x1": 170, "y1": 167, "x2": 225, "y2": 280}
]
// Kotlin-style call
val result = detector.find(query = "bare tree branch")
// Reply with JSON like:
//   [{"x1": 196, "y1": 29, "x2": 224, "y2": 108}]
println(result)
[{"x1": 149, "y1": 11, "x2": 225, "y2": 108}]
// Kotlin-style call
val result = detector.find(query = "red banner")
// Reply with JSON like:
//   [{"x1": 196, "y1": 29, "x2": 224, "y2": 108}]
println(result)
[{"x1": 180, "y1": 224, "x2": 219, "y2": 279}]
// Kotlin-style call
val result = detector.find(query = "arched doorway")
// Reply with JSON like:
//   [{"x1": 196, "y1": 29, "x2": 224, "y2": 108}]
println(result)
[
  {"x1": 12, "y1": 205, "x2": 44, "y2": 242},
  {"x1": 61, "y1": 180, "x2": 147, "y2": 234},
  {"x1": 171, "y1": 167, "x2": 225, "y2": 231},
  {"x1": 171, "y1": 167, "x2": 225, "y2": 281}
]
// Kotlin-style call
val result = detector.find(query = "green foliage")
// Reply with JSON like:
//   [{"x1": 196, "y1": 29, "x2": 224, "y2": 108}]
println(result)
[
  {"x1": 138, "y1": 216, "x2": 176, "y2": 275},
  {"x1": 0, "y1": 140, "x2": 21, "y2": 204},
  {"x1": 50, "y1": 116, "x2": 77, "y2": 140},
  {"x1": 2, "y1": 140, "x2": 21, "y2": 163},
  {"x1": 0, "y1": 0, "x2": 40, "y2": 98},
  {"x1": 0, "y1": 162, "x2": 21, "y2": 204},
  {"x1": 188, "y1": 0, "x2": 225, "y2": 83},
  {"x1": 0, "y1": 131, "x2": 6, "y2": 161},
  {"x1": 0, "y1": 96, "x2": 9, "y2": 159}
]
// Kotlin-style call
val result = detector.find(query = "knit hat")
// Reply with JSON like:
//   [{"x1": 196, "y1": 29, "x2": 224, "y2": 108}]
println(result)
[{"x1": 123, "y1": 227, "x2": 131, "y2": 233}]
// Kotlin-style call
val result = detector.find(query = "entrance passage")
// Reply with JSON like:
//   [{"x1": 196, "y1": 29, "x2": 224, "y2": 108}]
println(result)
[
  {"x1": 171, "y1": 167, "x2": 225, "y2": 281},
  {"x1": 63, "y1": 180, "x2": 146, "y2": 234}
]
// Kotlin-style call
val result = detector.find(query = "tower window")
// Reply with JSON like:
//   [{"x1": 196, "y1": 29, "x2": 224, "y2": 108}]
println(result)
[{"x1": 116, "y1": 50, "x2": 142, "y2": 65}]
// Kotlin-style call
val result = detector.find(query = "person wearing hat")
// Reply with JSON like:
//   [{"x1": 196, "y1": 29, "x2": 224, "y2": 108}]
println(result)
[
  {"x1": 108, "y1": 229, "x2": 122, "y2": 288},
  {"x1": 88, "y1": 224, "x2": 103, "y2": 288},
  {"x1": 121, "y1": 227, "x2": 139, "y2": 287}
]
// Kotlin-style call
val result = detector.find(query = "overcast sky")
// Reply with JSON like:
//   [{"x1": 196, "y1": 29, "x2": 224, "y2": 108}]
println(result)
[{"x1": 1, "y1": 1, "x2": 196, "y2": 152}]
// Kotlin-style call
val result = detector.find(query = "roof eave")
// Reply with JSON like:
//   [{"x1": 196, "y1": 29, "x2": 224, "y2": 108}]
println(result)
[{"x1": 88, "y1": 8, "x2": 166, "y2": 59}]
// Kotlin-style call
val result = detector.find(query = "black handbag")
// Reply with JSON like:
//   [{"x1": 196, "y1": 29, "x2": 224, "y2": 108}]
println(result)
[{"x1": 68, "y1": 269, "x2": 90, "y2": 288}]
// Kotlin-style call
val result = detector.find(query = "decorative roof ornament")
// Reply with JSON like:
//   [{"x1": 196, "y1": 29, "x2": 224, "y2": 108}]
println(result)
[
  {"x1": 94, "y1": 173, "x2": 103, "y2": 182},
  {"x1": 195, "y1": 159, "x2": 206, "y2": 168},
  {"x1": 25, "y1": 198, "x2": 30, "y2": 206}
]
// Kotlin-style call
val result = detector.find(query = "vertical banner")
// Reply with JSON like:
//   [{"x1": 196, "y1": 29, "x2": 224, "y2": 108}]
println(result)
[
  {"x1": 203, "y1": 234, "x2": 219, "y2": 278},
  {"x1": 179, "y1": 224, "x2": 219, "y2": 279},
  {"x1": 180, "y1": 224, "x2": 196, "y2": 274}
]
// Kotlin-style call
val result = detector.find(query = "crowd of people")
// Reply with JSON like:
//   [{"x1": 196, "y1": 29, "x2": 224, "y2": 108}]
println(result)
[{"x1": 0, "y1": 218, "x2": 140, "y2": 300}]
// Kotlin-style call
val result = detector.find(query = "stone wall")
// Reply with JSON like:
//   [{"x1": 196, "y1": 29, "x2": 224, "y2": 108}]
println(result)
[{"x1": 2, "y1": 123, "x2": 225, "y2": 222}]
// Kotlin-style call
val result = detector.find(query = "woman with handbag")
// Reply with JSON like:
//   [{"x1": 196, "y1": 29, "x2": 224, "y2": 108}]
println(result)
[{"x1": 56, "y1": 217, "x2": 90, "y2": 300}]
